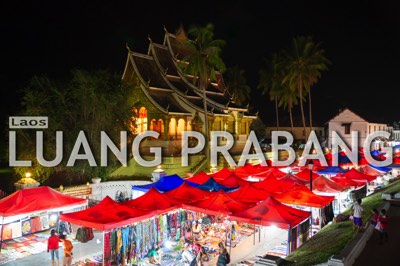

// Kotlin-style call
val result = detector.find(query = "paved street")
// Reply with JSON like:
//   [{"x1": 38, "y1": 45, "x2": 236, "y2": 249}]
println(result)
[{"x1": 353, "y1": 203, "x2": 400, "y2": 266}]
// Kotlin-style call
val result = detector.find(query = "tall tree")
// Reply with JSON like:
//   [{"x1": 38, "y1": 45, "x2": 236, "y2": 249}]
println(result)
[
  {"x1": 282, "y1": 36, "x2": 330, "y2": 136},
  {"x1": 258, "y1": 53, "x2": 285, "y2": 130},
  {"x1": 14, "y1": 69, "x2": 135, "y2": 184},
  {"x1": 276, "y1": 85, "x2": 300, "y2": 135},
  {"x1": 225, "y1": 65, "x2": 251, "y2": 106},
  {"x1": 182, "y1": 23, "x2": 226, "y2": 163}
]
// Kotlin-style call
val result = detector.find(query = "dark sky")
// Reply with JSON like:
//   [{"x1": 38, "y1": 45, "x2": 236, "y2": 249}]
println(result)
[{"x1": 1, "y1": 0, "x2": 399, "y2": 127}]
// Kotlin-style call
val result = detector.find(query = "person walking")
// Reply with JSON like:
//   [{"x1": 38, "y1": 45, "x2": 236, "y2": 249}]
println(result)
[
  {"x1": 182, "y1": 243, "x2": 196, "y2": 266},
  {"x1": 195, "y1": 246, "x2": 210, "y2": 266},
  {"x1": 364, "y1": 208, "x2": 379, "y2": 230},
  {"x1": 217, "y1": 247, "x2": 230, "y2": 266},
  {"x1": 378, "y1": 208, "x2": 389, "y2": 244},
  {"x1": 351, "y1": 198, "x2": 364, "y2": 232},
  {"x1": 47, "y1": 229, "x2": 60, "y2": 266},
  {"x1": 60, "y1": 233, "x2": 73, "y2": 266}
]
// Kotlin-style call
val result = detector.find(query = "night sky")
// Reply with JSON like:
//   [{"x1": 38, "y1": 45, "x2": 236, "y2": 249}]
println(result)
[{"x1": 1, "y1": 1, "x2": 399, "y2": 129}]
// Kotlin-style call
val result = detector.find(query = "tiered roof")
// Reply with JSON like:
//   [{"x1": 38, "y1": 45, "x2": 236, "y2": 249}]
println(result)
[{"x1": 122, "y1": 27, "x2": 253, "y2": 117}]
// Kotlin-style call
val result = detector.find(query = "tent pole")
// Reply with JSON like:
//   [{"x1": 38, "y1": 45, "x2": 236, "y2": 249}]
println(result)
[
  {"x1": 259, "y1": 226, "x2": 261, "y2": 242},
  {"x1": 253, "y1": 225, "x2": 255, "y2": 245},
  {"x1": 287, "y1": 226, "x2": 291, "y2": 256},
  {"x1": 102, "y1": 231, "x2": 105, "y2": 266},
  {"x1": 0, "y1": 216, "x2": 4, "y2": 253},
  {"x1": 229, "y1": 223, "x2": 232, "y2": 255}
]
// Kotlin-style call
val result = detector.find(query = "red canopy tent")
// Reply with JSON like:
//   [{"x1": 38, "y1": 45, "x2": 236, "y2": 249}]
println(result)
[
  {"x1": 273, "y1": 186, "x2": 335, "y2": 208},
  {"x1": 217, "y1": 173, "x2": 251, "y2": 188},
  {"x1": 358, "y1": 157, "x2": 369, "y2": 166},
  {"x1": 307, "y1": 176, "x2": 346, "y2": 194},
  {"x1": 0, "y1": 186, "x2": 87, "y2": 220},
  {"x1": 267, "y1": 168, "x2": 287, "y2": 178},
  {"x1": 233, "y1": 163, "x2": 270, "y2": 179},
  {"x1": 227, "y1": 183, "x2": 271, "y2": 203},
  {"x1": 229, "y1": 196, "x2": 311, "y2": 229},
  {"x1": 183, "y1": 190, "x2": 252, "y2": 216},
  {"x1": 60, "y1": 196, "x2": 154, "y2": 231},
  {"x1": 343, "y1": 168, "x2": 376, "y2": 182},
  {"x1": 360, "y1": 165, "x2": 384, "y2": 176},
  {"x1": 164, "y1": 182, "x2": 212, "y2": 203},
  {"x1": 252, "y1": 174, "x2": 307, "y2": 194},
  {"x1": 121, "y1": 187, "x2": 181, "y2": 214},
  {"x1": 278, "y1": 174, "x2": 309, "y2": 185},
  {"x1": 295, "y1": 169, "x2": 320, "y2": 181},
  {"x1": 211, "y1": 167, "x2": 232, "y2": 180},
  {"x1": 330, "y1": 174, "x2": 364, "y2": 189},
  {"x1": 185, "y1": 171, "x2": 210, "y2": 184}
]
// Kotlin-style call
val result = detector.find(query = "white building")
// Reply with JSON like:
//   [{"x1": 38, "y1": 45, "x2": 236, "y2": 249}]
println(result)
[{"x1": 327, "y1": 108, "x2": 389, "y2": 149}]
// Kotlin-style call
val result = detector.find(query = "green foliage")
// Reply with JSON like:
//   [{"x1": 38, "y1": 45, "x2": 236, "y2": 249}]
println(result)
[
  {"x1": 179, "y1": 23, "x2": 226, "y2": 168},
  {"x1": 281, "y1": 36, "x2": 330, "y2": 131},
  {"x1": 13, "y1": 161, "x2": 53, "y2": 183},
  {"x1": 250, "y1": 117, "x2": 266, "y2": 139},
  {"x1": 225, "y1": 66, "x2": 251, "y2": 106},
  {"x1": 13, "y1": 69, "x2": 136, "y2": 183}
]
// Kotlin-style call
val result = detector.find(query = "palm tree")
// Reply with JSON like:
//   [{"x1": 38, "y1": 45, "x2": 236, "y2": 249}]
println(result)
[
  {"x1": 258, "y1": 53, "x2": 284, "y2": 130},
  {"x1": 275, "y1": 86, "x2": 300, "y2": 135},
  {"x1": 282, "y1": 36, "x2": 330, "y2": 136},
  {"x1": 182, "y1": 23, "x2": 226, "y2": 161},
  {"x1": 225, "y1": 65, "x2": 251, "y2": 106}
]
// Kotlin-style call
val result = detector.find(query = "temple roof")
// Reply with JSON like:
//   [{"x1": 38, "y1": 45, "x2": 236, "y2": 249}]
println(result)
[
  {"x1": 147, "y1": 88, "x2": 190, "y2": 114},
  {"x1": 124, "y1": 27, "x2": 252, "y2": 116},
  {"x1": 150, "y1": 43, "x2": 178, "y2": 76},
  {"x1": 130, "y1": 53, "x2": 171, "y2": 89}
]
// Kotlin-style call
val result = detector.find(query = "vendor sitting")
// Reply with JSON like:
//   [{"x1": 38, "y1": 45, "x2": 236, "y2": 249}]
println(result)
[
  {"x1": 147, "y1": 244, "x2": 161, "y2": 265},
  {"x1": 192, "y1": 220, "x2": 202, "y2": 240},
  {"x1": 185, "y1": 227, "x2": 194, "y2": 243}
]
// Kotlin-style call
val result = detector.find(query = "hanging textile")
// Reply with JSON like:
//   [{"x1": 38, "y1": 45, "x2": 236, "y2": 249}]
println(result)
[
  {"x1": 104, "y1": 232, "x2": 112, "y2": 266},
  {"x1": 21, "y1": 218, "x2": 32, "y2": 236},
  {"x1": 30, "y1": 216, "x2": 42, "y2": 233},
  {"x1": 75, "y1": 227, "x2": 94, "y2": 243}
]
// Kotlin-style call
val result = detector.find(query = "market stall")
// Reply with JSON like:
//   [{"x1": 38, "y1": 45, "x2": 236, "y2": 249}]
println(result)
[
  {"x1": 229, "y1": 196, "x2": 311, "y2": 258},
  {"x1": 60, "y1": 196, "x2": 156, "y2": 265},
  {"x1": 0, "y1": 186, "x2": 88, "y2": 252}
]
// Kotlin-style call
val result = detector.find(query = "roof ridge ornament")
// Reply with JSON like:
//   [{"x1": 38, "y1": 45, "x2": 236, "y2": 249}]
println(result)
[
  {"x1": 148, "y1": 35, "x2": 152, "y2": 43},
  {"x1": 164, "y1": 67, "x2": 168, "y2": 75},
  {"x1": 166, "y1": 103, "x2": 170, "y2": 111},
  {"x1": 126, "y1": 43, "x2": 132, "y2": 53},
  {"x1": 147, "y1": 79, "x2": 151, "y2": 86}
]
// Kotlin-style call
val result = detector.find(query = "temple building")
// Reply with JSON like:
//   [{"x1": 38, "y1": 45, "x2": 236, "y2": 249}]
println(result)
[{"x1": 122, "y1": 27, "x2": 256, "y2": 146}]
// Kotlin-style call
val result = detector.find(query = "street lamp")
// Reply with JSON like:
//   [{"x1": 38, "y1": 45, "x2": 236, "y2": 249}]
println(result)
[{"x1": 308, "y1": 160, "x2": 314, "y2": 191}]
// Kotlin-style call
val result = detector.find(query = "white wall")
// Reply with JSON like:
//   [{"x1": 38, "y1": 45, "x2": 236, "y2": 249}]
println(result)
[
  {"x1": 89, "y1": 180, "x2": 151, "y2": 201},
  {"x1": 328, "y1": 109, "x2": 368, "y2": 148}
]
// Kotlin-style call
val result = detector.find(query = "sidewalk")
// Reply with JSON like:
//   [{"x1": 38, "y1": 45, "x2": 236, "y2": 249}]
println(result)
[
  {"x1": 353, "y1": 203, "x2": 400, "y2": 266},
  {"x1": 1, "y1": 231, "x2": 103, "y2": 266}
]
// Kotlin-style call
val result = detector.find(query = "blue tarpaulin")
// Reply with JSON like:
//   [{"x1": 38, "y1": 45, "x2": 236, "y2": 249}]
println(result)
[
  {"x1": 132, "y1": 174, "x2": 199, "y2": 192},
  {"x1": 317, "y1": 166, "x2": 347, "y2": 175},
  {"x1": 196, "y1": 177, "x2": 237, "y2": 192},
  {"x1": 371, "y1": 150, "x2": 380, "y2": 157}
]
